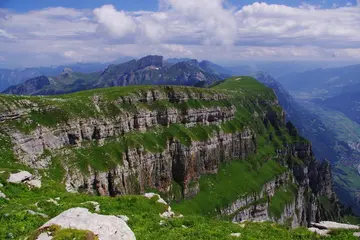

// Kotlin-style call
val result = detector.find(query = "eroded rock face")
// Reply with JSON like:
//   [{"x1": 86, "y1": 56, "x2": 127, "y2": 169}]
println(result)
[
  {"x1": 62, "y1": 129, "x2": 256, "y2": 198},
  {"x1": 39, "y1": 208, "x2": 136, "y2": 240},
  {"x1": 221, "y1": 142, "x2": 341, "y2": 227}
]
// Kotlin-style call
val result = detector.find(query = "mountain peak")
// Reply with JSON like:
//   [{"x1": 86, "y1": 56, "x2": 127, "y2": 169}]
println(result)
[{"x1": 136, "y1": 55, "x2": 163, "y2": 70}]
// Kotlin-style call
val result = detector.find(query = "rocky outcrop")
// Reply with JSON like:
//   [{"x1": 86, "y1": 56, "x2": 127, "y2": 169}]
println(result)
[
  {"x1": 37, "y1": 208, "x2": 136, "y2": 240},
  {"x1": 220, "y1": 141, "x2": 341, "y2": 227}
]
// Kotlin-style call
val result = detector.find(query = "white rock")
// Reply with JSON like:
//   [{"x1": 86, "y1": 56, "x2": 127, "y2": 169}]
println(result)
[
  {"x1": 47, "y1": 199, "x2": 60, "y2": 206},
  {"x1": 144, "y1": 193, "x2": 168, "y2": 205},
  {"x1": 118, "y1": 215, "x2": 129, "y2": 222},
  {"x1": 312, "y1": 221, "x2": 359, "y2": 230},
  {"x1": 160, "y1": 206, "x2": 176, "y2": 219},
  {"x1": 27, "y1": 210, "x2": 49, "y2": 218},
  {"x1": 36, "y1": 232, "x2": 52, "y2": 240},
  {"x1": 353, "y1": 232, "x2": 360, "y2": 237},
  {"x1": 0, "y1": 190, "x2": 7, "y2": 199},
  {"x1": 7, "y1": 171, "x2": 32, "y2": 184},
  {"x1": 27, "y1": 179, "x2": 42, "y2": 188},
  {"x1": 308, "y1": 227, "x2": 330, "y2": 236},
  {"x1": 39, "y1": 208, "x2": 136, "y2": 240},
  {"x1": 230, "y1": 233, "x2": 241, "y2": 237}
]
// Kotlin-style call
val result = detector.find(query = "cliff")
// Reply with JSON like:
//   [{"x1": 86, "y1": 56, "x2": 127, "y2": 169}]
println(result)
[{"x1": 0, "y1": 76, "x2": 341, "y2": 229}]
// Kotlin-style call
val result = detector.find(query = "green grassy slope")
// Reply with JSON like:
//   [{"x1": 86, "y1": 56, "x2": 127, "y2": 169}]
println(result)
[{"x1": 0, "y1": 77, "x2": 357, "y2": 239}]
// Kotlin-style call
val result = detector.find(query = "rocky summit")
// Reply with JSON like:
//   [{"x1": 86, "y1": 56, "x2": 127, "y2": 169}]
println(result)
[
  {"x1": 0, "y1": 76, "x2": 357, "y2": 239},
  {"x1": 2, "y1": 55, "x2": 223, "y2": 96}
]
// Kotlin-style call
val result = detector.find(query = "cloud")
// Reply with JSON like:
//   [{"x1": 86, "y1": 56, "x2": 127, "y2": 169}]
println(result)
[
  {"x1": 0, "y1": 29, "x2": 16, "y2": 39},
  {"x1": 162, "y1": 0, "x2": 237, "y2": 45},
  {"x1": 1, "y1": 1, "x2": 360, "y2": 67},
  {"x1": 94, "y1": 5, "x2": 136, "y2": 38}
]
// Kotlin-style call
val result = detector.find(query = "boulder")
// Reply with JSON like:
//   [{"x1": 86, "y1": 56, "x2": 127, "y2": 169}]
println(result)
[
  {"x1": 230, "y1": 233, "x2": 241, "y2": 237},
  {"x1": 311, "y1": 221, "x2": 359, "y2": 230},
  {"x1": 144, "y1": 193, "x2": 168, "y2": 205},
  {"x1": 37, "y1": 232, "x2": 52, "y2": 240},
  {"x1": 27, "y1": 179, "x2": 42, "y2": 188},
  {"x1": 39, "y1": 208, "x2": 136, "y2": 240},
  {"x1": 0, "y1": 190, "x2": 7, "y2": 199},
  {"x1": 308, "y1": 227, "x2": 330, "y2": 236},
  {"x1": 7, "y1": 171, "x2": 32, "y2": 184}
]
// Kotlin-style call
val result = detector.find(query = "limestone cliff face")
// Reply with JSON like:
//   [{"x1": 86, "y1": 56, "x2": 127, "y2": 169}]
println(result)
[
  {"x1": 2, "y1": 88, "x2": 255, "y2": 199},
  {"x1": 220, "y1": 141, "x2": 341, "y2": 227},
  {"x1": 0, "y1": 84, "x2": 341, "y2": 227}
]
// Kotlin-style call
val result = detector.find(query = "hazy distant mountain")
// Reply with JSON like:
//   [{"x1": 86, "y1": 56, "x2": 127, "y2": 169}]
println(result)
[
  {"x1": 3, "y1": 56, "x2": 223, "y2": 95},
  {"x1": 277, "y1": 64, "x2": 360, "y2": 98},
  {"x1": 0, "y1": 57, "x2": 133, "y2": 92},
  {"x1": 254, "y1": 72, "x2": 339, "y2": 162},
  {"x1": 318, "y1": 82, "x2": 360, "y2": 125},
  {"x1": 255, "y1": 72, "x2": 360, "y2": 215}
]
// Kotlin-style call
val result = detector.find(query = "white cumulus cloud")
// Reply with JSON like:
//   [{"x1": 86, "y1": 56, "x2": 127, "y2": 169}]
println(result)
[
  {"x1": 94, "y1": 5, "x2": 137, "y2": 39},
  {"x1": 1, "y1": 0, "x2": 360, "y2": 67}
]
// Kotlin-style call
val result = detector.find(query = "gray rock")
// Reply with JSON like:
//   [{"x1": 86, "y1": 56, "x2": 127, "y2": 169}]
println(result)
[
  {"x1": 36, "y1": 232, "x2": 52, "y2": 240},
  {"x1": 27, "y1": 179, "x2": 42, "y2": 188},
  {"x1": 230, "y1": 233, "x2": 241, "y2": 237},
  {"x1": 0, "y1": 190, "x2": 7, "y2": 199},
  {"x1": 27, "y1": 210, "x2": 48, "y2": 218},
  {"x1": 144, "y1": 193, "x2": 167, "y2": 205},
  {"x1": 311, "y1": 221, "x2": 359, "y2": 230},
  {"x1": 39, "y1": 208, "x2": 135, "y2": 240},
  {"x1": 308, "y1": 227, "x2": 330, "y2": 236},
  {"x1": 7, "y1": 171, "x2": 32, "y2": 184}
]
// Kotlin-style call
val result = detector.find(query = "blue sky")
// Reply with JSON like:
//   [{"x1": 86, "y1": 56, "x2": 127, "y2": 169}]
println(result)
[
  {"x1": 0, "y1": 0, "x2": 360, "y2": 67},
  {"x1": 2, "y1": 0, "x2": 358, "y2": 12}
]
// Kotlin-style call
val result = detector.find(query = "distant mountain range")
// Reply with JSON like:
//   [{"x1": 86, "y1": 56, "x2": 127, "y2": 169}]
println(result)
[
  {"x1": 0, "y1": 57, "x2": 133, "y2": 92},
  {"x1": 2, "y1": 56, "x2": 225, "y2": 95},
  {"x1": 277, "y1": 64, "x2": 360, "y2": 99},
  {"x1": 276, "y1": 63, "x2": 360, "y2": 215}
]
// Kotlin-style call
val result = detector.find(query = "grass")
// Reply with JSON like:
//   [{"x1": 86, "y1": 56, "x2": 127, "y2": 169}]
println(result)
[
  {"x1": 269, "y1": 184, "x2": 298, "y2": 219},
  {"x1": 1, "y1": 76, "x2": 357, "y2": 239},
  {"x1": 0, "y1": 178, "x2": 358, "y2": 240},
  {"x1": 172, "y1": 150, "x2": 287, "y2": 217}
]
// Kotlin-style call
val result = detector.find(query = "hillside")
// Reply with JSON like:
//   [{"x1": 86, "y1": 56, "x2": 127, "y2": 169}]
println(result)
[
  {"x1": 2, "y1": 56, "x2": 223, "y2": 96},
  {"x1": 254, "y1": 73, "x2": 360, "y2": 216},
  {"x1": 0, "y1": 76, "x2": 354, "y2": 239},
  {"x1": 277, "y1": 64, "x2": 360, "y2": 99}
]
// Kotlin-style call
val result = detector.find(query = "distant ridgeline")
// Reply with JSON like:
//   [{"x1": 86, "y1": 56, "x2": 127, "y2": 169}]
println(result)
[
  {"x1": 2, "y1": 56, "x2": 231, "y2": 96},
  {"x1": 0, "y1": 76, "x2": 345, "y2": 239}
]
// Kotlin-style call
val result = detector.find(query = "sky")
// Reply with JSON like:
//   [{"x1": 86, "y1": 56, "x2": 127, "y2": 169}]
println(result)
[{"x1": 0, "y1": 0, "x2": 360, "y2": 68}]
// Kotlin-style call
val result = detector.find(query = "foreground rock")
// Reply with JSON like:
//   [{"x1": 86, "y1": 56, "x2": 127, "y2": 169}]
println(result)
[
  {"x1": 7, "y1": 171, "x2": 32, "y2": 183},
  {"x1": 38, "y1": 208, "x2": 136, "y2": 240},
  {"x1": 7, "y1": 171, "x2": 42, "y2": 188},
  {"x1": 144, "y1": 193, "x2": 167, "y2": 205},
  {"x1": 311, "y1": 221, "x2": 359, "y2": 230},
  {"x1": 0, "y1": 190, "x2": 7, "y2": 199},
  {"x1": 308, "y1": 227, "x2": 330, "y2": 236}
]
